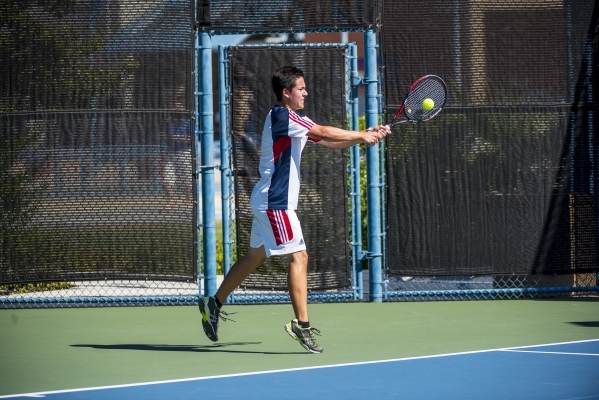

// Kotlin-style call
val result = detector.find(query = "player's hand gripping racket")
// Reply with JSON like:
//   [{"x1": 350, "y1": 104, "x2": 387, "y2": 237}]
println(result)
[{"x1": 386, "y1": 75, "x2": 447, "y2": 128}]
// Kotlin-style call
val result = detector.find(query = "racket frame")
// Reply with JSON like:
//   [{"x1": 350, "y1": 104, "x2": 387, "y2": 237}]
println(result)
[{"x1": 387, "y1": 75, "x2": 447, "y2": 128}]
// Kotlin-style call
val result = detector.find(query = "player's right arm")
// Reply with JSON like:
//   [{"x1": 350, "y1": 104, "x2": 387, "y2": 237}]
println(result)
[{"x1": 308, "y1": 124, "x2": 389, "y2": 148}]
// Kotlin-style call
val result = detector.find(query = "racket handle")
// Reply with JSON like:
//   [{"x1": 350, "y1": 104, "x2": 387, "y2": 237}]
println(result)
[{"x1": 388, "y1": 120, "x2": 408, "y2": 128}]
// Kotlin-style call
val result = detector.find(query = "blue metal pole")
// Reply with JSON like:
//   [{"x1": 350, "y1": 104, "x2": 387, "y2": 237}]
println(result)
[
  {"x1": 345, "y1": 44, "x2": 356, "y2": 298},
  {"x1": 199, "y1": 32, "x2": 217, "y2": 297},
  {"x1": 364, "y1": 28, "x2": 383, "y2": 302},
  {"x1": 350, "y1": 42, "x2": 363, "y2": 300},
  {"x1": 218, "y1": 45, "x2": 232, "y2": 281},
  {"x1": 194, "y1": 32, "x2": 202, "y2": 297}
]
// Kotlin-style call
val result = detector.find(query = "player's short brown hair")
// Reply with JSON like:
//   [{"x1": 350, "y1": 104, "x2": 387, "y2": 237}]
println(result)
[{"x1": 272, "y1": 66, "x2": 304, "y2": 101}]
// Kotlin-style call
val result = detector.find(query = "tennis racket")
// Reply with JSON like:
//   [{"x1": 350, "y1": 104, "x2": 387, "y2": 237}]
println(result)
[{"x1": 386, "y1": 75, "x2": 447, "y2": 127}]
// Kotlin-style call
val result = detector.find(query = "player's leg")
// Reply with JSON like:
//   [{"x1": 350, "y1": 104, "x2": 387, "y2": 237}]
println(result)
[
  {"x1": 199, "y1": 217, "x2": 268, "y2": 342},
  {"x1": 287, "y1": 249, "x2": 309, "y2": 322},
  {"x1": 284, "y1": 249, "x2": 323, "y2": 353},
  {"x1": 215, "y1": 246, "x2": 266, "y2": 304},
  {"x1": 199, "y1": 246, "x2": 265, "y2": 342}
]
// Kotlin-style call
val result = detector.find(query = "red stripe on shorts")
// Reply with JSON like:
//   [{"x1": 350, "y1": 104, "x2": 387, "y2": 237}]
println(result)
[{"x1": 266, "y1": 210, "x2": 293, "y2": 246}]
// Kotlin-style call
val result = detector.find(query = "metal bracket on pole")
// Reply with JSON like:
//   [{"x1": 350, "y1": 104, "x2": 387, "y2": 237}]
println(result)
[
  {"x1": 352, "y1": 75, "x2": 366, "y2": 86},
  {"x1": 357, "y1": 251, "x2": 382, "y2": 261}
]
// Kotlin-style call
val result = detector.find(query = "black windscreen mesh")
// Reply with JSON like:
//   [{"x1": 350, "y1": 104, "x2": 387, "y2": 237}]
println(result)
[
  {"x1": 197, "y1": 0, "x2": 378, "y2": 32},
  {"x1": 382, "y1": 0, "x2": 598, "y2": 276},
  {"x1": 1, "y1": 0, "x2": 195, "y2": 284},
  {"x1": 229, "y1": 46, "x2": 350, "y2": 290}
]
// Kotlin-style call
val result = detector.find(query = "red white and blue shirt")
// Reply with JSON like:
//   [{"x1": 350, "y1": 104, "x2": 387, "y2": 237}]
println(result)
[{"x1": 251, "y1": 105, "x2": 319, "y2": 211}]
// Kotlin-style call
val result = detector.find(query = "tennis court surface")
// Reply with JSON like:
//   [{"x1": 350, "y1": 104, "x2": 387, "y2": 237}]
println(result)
[{"x1": 1, "y1": 300, "x2": 598, "y2": 399}]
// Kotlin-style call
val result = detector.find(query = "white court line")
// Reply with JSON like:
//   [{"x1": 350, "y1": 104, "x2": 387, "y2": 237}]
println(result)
[
  {"x1": 1, "y1": 338, "x2": 598, "y2": 399},
  {"x1": 500, "y1": 349, "x2": 599, "y2": 357}
]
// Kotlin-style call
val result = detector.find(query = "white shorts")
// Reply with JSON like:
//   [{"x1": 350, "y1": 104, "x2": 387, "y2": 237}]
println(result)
[{"x1": 250, "y1": 209, "x2": 306, "y2": 257}]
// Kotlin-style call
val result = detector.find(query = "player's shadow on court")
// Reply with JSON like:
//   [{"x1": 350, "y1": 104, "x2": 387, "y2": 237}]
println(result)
[
  {"x1": 567, "y1": 321, "x2": 599, "y2": 328},
  {"x1": 70, "y1": 343, "x2": 308, "y2": 355}
]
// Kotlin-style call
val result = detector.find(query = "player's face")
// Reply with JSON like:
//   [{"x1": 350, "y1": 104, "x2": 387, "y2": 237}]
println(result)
[{"x1": 285, "y1": 77, "x2": 308, "y2": 111}]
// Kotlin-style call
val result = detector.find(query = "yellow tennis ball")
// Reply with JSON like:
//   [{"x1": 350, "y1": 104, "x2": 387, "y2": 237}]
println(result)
[{"x1": 422, "y1": 98, "x2": 435, "y2": 111}]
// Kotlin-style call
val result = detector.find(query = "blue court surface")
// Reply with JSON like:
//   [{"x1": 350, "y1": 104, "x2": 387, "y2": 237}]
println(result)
[{"x1": 2, "y1": 339, "x2": 598, "y2": 399}]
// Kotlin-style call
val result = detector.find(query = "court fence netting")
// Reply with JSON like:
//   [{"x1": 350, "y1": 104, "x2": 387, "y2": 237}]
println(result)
[
  {"x1": 381, "y1": 0, "x2": 598, "y2": 300},
  {"x1": 2, "y1": 0, "x2": 197, "y2": 307},
  {"x1": 1, "y1": 0, "x2": 597, "y2": 308}
]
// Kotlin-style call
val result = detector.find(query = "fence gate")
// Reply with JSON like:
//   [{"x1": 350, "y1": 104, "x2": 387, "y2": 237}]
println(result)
[{"x1": 221, "y1": 44, "x2": 361, "y2": 303}]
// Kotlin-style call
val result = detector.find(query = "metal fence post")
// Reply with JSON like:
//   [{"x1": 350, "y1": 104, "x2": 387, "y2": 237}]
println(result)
[
  {"x1": 199, "y1": 32, "x2": 217, "y2": 297},
  {"x1": 349, "y1": 42, "x2": 364, "y2": 300},
  {"x1": 218, "y1": 45, "x2": 233, "y2": 296},
  {"x1": 364, "y1": 28, "x2": 383, "y2": 302}
]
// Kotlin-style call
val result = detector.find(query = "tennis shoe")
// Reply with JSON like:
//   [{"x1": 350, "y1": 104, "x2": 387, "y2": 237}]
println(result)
[
  {"x1": 284, "y1": 319, "x2": 323, "y2": 354},
  {"x1": 198, "y1": 296, "x2": 234, "y2": 342}
]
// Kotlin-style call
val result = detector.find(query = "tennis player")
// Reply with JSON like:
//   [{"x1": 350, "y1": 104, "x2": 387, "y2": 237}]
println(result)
[{"x1": 199, "y1": 66, "x2": 391, "y2": 353}]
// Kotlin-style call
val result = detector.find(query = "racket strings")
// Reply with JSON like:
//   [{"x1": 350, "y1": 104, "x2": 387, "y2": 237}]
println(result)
[{"x1": 404, "y1": 78, "x2": 447, "y2": 121}]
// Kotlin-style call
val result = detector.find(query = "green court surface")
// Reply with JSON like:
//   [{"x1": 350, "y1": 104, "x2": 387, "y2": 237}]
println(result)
[{"x1": 1, "y1": 299, "x2": 598, "y2": 396}]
